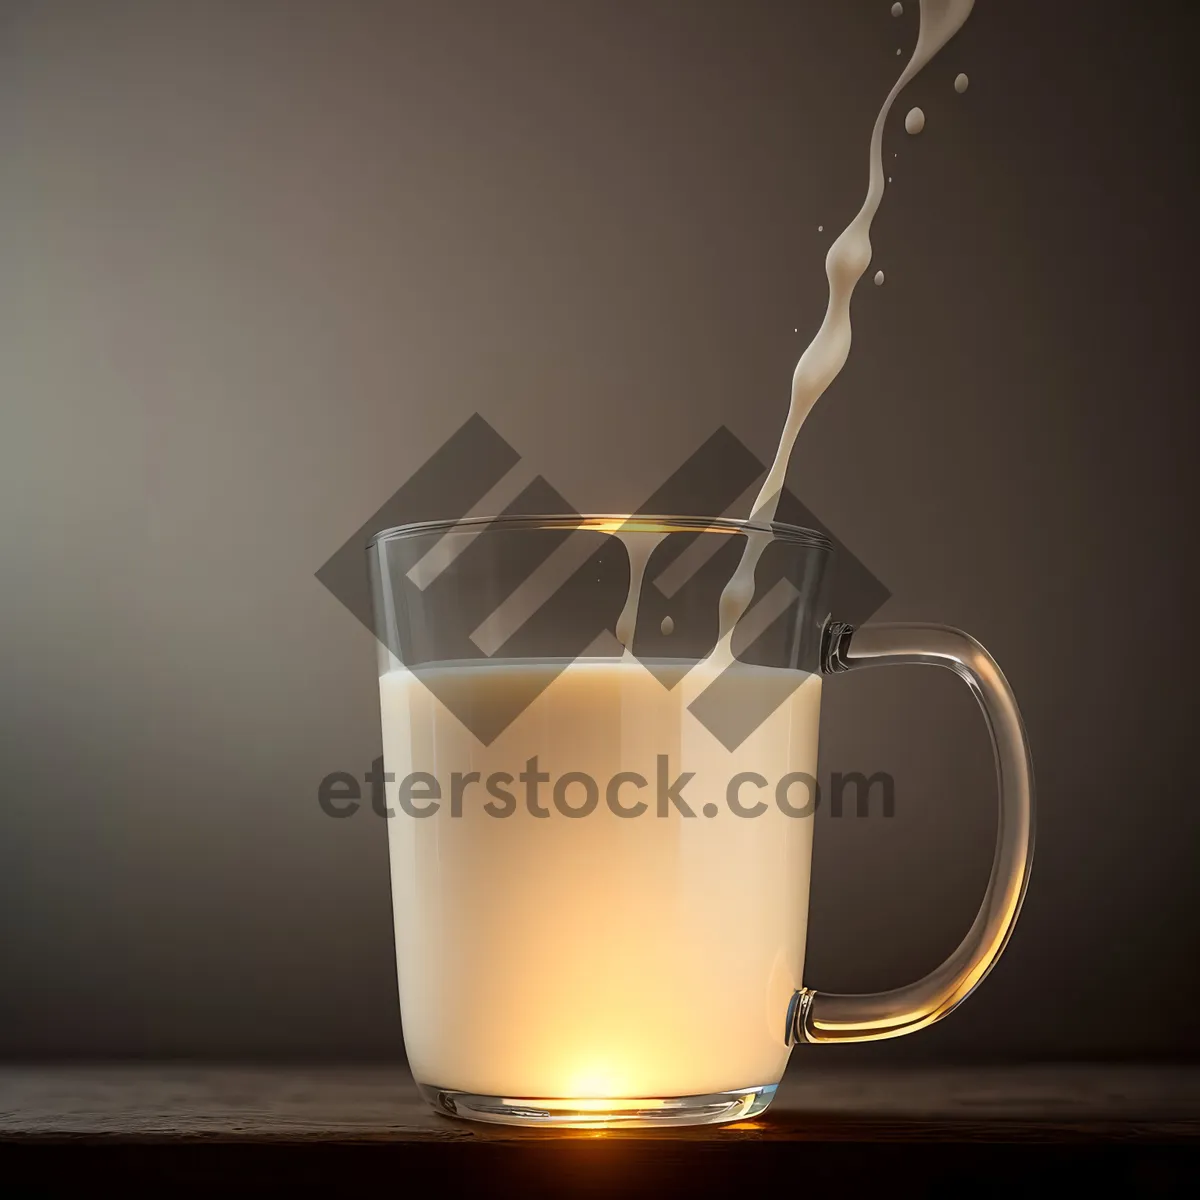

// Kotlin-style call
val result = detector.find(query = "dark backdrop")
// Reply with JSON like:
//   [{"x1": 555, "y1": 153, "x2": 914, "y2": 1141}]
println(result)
[{"x1": 2, "y1": 0, "x2": 1197, "y2": 1062}]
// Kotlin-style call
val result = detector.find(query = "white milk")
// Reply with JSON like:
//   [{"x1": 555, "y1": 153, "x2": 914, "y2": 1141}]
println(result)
[
  {"x1": 381, "y1": 658, "x2": 821, "y2": 1098},
  {"x1": 378, "y1": 0, "x2": 979, "y2": 1105},
  {"x1": 715, "y1": 0, "x2": 975, "y2": 651}
]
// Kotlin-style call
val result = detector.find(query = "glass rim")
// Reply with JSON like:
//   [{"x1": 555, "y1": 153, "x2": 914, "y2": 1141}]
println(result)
[{"x1": 368, "y1": 513, "x2": 834, "y2": 551}]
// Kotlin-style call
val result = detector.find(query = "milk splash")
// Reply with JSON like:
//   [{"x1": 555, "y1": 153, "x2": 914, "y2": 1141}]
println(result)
[
  {"x1": 615, "y1": 532, "x2": 667, "y2": 656},
  {"x1": 609, "y1": 1, "x2": 975, "y2": 662},
  {"x1": 711, "y1": 0, "x2": 976, "y2": 658}
]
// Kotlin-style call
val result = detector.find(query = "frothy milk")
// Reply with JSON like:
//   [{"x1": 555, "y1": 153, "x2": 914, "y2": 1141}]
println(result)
[{"x1": 382, "y1": 658, "x2": 821, "y2": 1098}]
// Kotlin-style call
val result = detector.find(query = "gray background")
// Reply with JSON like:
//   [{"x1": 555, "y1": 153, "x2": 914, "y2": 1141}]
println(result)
[{"x1": 2, "y1": 0, "x2": 1197, "y2": 1062}]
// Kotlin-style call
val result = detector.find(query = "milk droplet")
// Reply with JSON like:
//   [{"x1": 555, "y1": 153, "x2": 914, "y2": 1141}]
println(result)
[
  {"x1": 888, "y1": 176, "x2": 893, "y2": 182},
  {"x1": 818, "y1": 224, "x2": 823, "y2": 231},
  {"x1": 954, "y1": 72, "x2": 969, "y2": 93},
  {"x1": 891, "y1": 3, "x2": 903, "y2": 16},
  {"x1": 660, "y1": 615, "x2": 674, "y2": 635},
  {"x1": 874, "y1": 270, "x2": 885, "y2": 286},
  {"x1": 904, "y1": 106, "x2": 925, "y2": 134},
  {"x1": 896, "y1": 48, "x2": 902, "y2": 55}
]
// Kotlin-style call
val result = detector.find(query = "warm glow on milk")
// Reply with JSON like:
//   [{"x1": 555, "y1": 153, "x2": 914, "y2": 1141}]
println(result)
[
  {"x1": 379, "y1": 657, "x2": 821, "y2": 1099},
  {"x1": 372, "y1": 0, "x2": 986, "y2": 1118}
]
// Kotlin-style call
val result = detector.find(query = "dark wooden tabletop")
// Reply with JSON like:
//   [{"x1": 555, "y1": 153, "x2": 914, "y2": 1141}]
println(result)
[{"x1": 4, "y1": 1063, "x2": 1198, "y2": 1193}]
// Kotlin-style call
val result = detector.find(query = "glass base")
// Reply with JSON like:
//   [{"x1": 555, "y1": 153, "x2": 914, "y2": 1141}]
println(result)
[{"x1": 417, "y1": 1082, "x2": 777, "y2": 1129}]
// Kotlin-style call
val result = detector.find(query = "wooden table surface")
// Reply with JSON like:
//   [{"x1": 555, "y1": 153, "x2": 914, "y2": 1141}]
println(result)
[{"x1": 3, "y1": 1063, "x2": 1198, "y2": 1193}]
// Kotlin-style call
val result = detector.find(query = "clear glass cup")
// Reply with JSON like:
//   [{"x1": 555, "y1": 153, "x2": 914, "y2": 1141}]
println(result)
[{"x1": 367, "y1": 514, "x2": 1034, "y2": 1128}]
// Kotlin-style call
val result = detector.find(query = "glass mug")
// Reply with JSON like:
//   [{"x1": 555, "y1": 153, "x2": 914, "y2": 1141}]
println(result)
[{"x1": 368, "y1": 515, "x2": 1034, "y2": 1128}]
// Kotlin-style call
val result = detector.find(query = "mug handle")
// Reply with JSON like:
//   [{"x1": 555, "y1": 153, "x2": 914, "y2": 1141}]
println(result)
[{"x1": 789, "y1": 622, "x2": 1036, "y2": 1044}]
